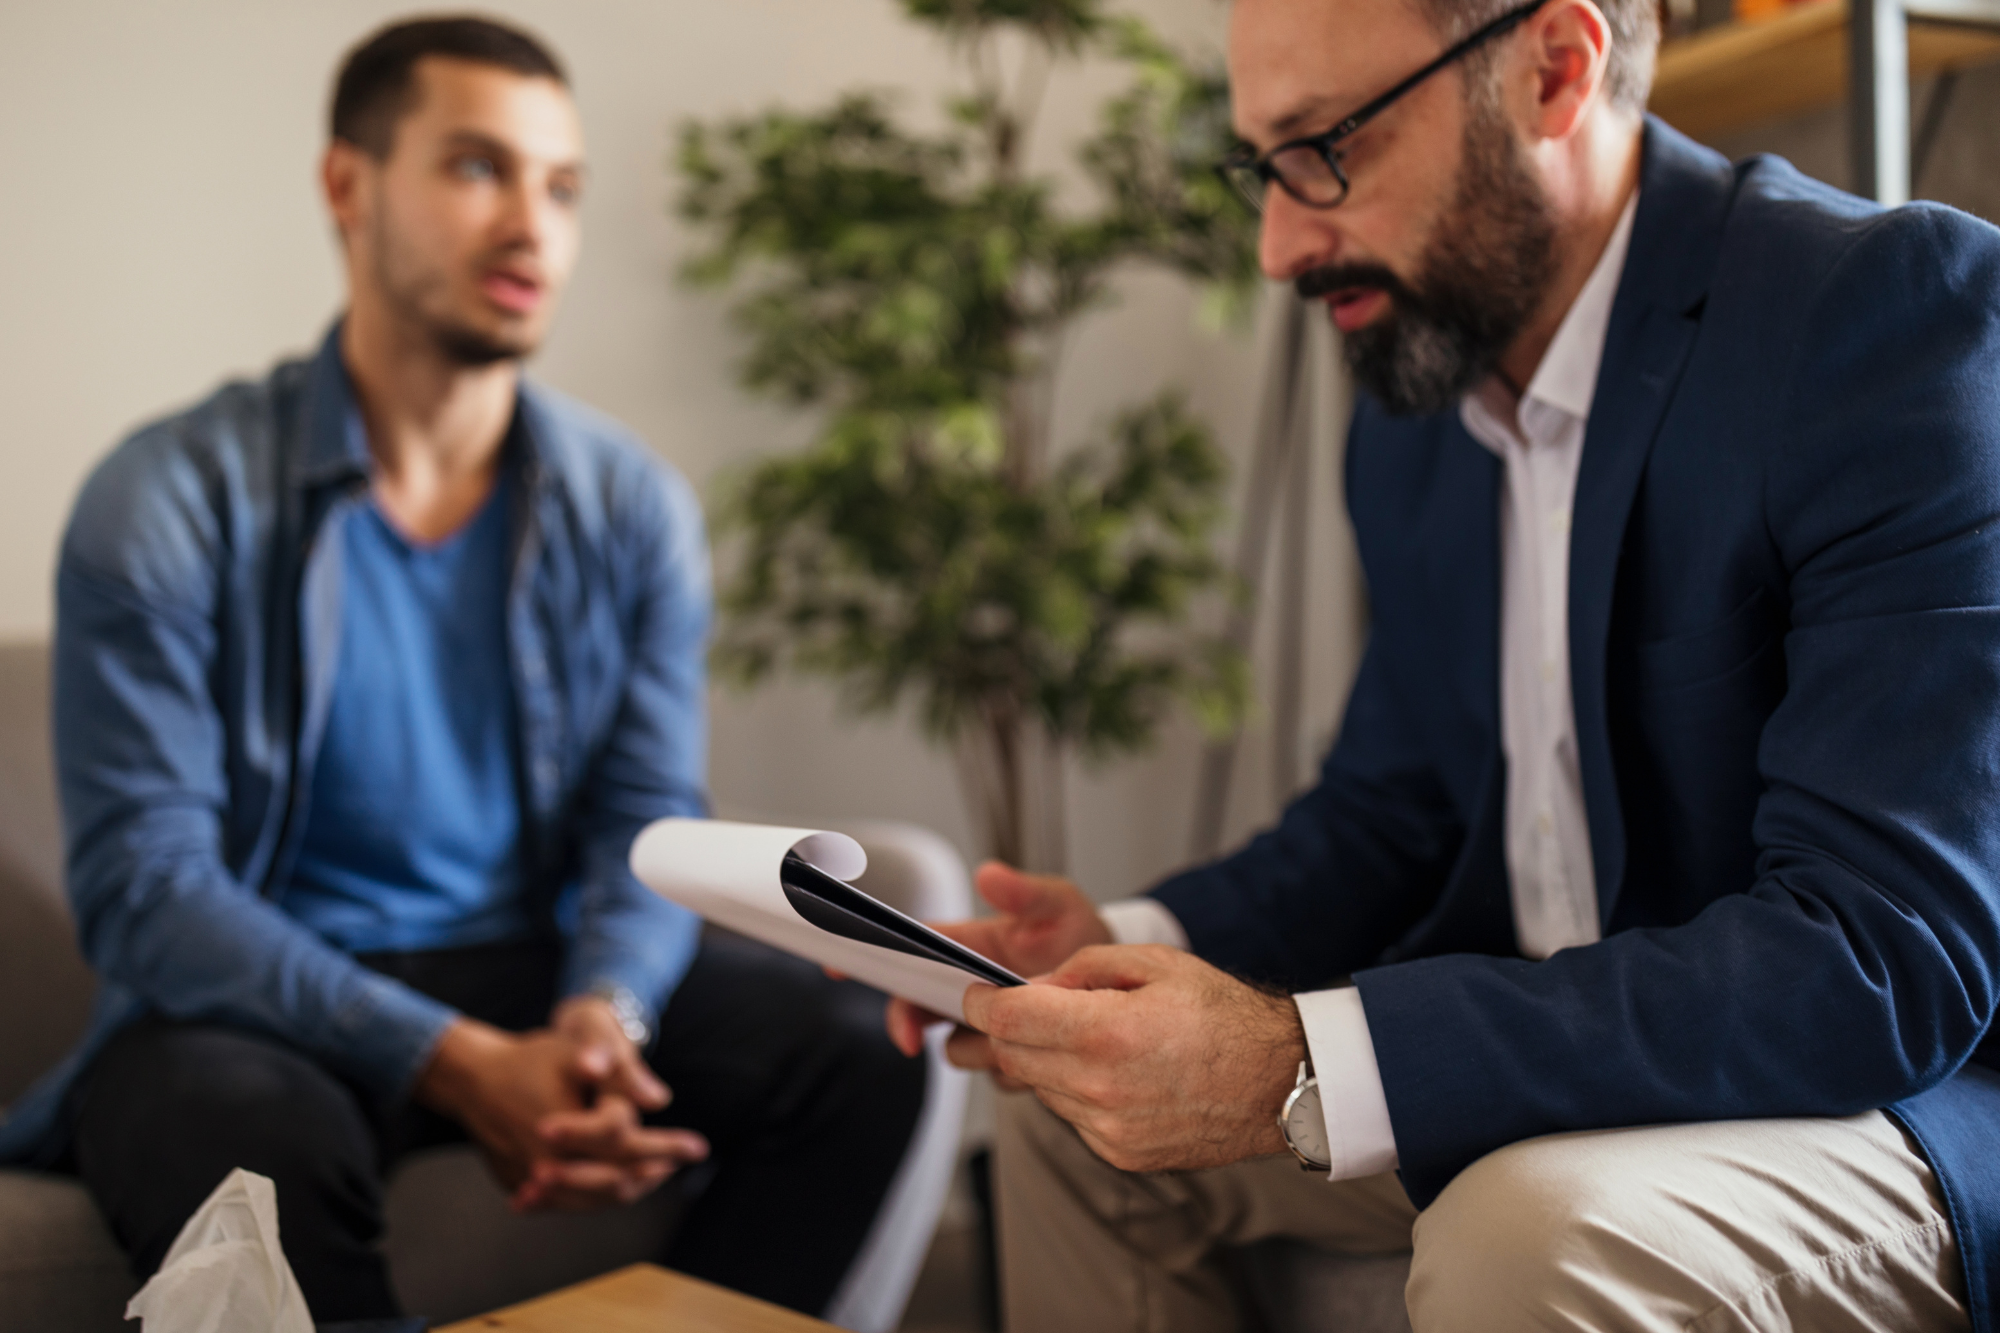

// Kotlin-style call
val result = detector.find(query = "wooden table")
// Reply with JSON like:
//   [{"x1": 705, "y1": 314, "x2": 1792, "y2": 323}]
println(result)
[{"x1": 435, "y1": 1264, "x2": 838, "y2": 1333}]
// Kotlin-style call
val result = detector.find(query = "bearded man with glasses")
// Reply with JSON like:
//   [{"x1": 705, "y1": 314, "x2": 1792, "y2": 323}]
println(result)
[{"x1": 886, "y1": 0, "x2": 2000, "y2": 1327}]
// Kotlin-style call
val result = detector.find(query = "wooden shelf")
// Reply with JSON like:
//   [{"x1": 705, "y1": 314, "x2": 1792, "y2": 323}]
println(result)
[{"x1": 1650, "y1": 0, "x2": 2000, "y2": 141}]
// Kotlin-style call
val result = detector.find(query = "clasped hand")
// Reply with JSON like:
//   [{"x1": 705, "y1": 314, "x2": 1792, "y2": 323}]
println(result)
[
  {"x1": 416, "y1": 996, "x2": 708, "y2": 1213},
  {"x1": 886, "y1": 865, "x2": 1303, "y2": 1173}
]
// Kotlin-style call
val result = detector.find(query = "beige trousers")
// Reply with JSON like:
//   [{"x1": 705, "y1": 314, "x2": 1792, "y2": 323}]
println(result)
[{"x1": 995, "y1": 1091, "x2": 1968, "y2": 1333}]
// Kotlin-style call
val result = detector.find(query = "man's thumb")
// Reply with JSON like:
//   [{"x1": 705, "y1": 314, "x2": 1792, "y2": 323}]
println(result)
[
  {"x1": 575, "y1": 1042, "x2": 614, "y2": 1080},
  {"x1": 622, "y1": 1054, "x2": 671, "y2": 1110},
  {"x1": 1044, "y1": 944, "x2": 1158, "y2": 993}
]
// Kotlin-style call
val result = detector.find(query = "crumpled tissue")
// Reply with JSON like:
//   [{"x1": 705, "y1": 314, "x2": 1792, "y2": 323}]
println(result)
[{"x1": 126, "y1": 1167, "x2": 313, "y2": 1333}]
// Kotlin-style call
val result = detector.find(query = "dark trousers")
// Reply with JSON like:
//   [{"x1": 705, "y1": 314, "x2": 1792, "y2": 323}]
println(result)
[{"x1": 64, "y1": 932, "x2": 927, "y2": 1322}]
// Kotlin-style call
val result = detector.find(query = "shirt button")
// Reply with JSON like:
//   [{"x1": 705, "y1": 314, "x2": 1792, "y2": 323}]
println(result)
[
  {"x1": 1550, "y1": 510, "x2": 1572, "y2": 535},
  {"x1": 1541, "y1": 660, "x2": 1558, "y2": 682},
  {"x1": 1537, "y1": 811, "x2": 1554, "y2": 836}
]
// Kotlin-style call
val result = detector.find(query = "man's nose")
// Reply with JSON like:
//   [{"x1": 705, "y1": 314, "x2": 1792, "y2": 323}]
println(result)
[
  {"x1": 498, "y1": 175, "x2": 547, "y2": 251},
  {"x1": 1258, "y1": 188, "x2": 1340, "y2": 283}
]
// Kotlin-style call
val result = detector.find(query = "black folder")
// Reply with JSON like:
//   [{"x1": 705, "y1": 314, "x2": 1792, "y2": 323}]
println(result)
[{"x1": 779, "y1": 852, "x2": 1025, "y2": 990}]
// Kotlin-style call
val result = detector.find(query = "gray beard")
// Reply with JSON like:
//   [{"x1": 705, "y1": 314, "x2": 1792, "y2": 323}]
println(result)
[{"x1": 1338, "y1": 103, "x2": 1558, "y2": 416}]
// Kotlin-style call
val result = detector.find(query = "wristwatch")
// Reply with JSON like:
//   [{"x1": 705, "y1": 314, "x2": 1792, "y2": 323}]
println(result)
[
  {"x1": 1278, "y1": 1060, "x2": 1331, "y2": 1172},
  {"x1": 587, "y1": 982, "x2": 653, "y2": 1049}
]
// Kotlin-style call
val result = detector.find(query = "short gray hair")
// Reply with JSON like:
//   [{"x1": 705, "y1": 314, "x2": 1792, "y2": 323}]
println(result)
[{"x1": 1418, "y1": 0, "x2": 1659, "y2": 115}]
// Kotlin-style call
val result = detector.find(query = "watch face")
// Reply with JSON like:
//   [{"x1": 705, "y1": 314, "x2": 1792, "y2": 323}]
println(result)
[{"x1": 1284, "y1": 1084, "x2": 1331, "y2": 1169}]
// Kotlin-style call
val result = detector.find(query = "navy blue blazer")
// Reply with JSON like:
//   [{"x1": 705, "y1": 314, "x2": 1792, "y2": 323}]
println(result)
[{"x1": 1152, "y1": 118, "x2": 2000, "y2": 1321}]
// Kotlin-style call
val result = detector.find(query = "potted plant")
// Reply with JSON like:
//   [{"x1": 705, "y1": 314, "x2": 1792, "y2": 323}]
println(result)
[{"x1": 679, "y1": 0, "x2": 1260, "y2": 872}]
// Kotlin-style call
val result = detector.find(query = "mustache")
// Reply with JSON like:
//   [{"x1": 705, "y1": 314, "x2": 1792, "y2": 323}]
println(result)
[{"x1": 1295, "y1": 262, "x2": 1418, "y2": 306}]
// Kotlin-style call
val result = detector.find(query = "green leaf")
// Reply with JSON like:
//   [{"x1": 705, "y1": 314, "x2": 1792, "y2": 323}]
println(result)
[{"x1": 683, "y1": 4, "x2": 1258, "y2": 764}]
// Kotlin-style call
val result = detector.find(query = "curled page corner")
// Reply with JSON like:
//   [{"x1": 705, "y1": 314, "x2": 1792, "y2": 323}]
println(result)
[
  {"x1": 629, "y1": 817, "x2": 992, "y2": 1022},
  {"x1": 788, "y1": 829, "x2": 867, "y2": 881}
]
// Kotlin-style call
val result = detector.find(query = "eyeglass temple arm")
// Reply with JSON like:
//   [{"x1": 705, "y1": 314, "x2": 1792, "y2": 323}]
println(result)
[{"x1": 1313, "y1": 0, "x2": 1555, "y2": 144}]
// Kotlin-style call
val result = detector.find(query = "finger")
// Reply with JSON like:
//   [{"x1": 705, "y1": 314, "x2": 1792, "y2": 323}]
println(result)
[
  {"x1": 974, "y1": 861, "x2": 1077, "y2": 920},
  {"x1": 886, "y1": 998, "x2": 947, "y2": 1057},
  {"x1": 1042, "y1": 943, "x2": 1174, "y2": 993},
  {"x1": 535, "y1": 1099, "x2": 636, "y2": 1157},
  {"x1": 541, "y1": 1114, "x2": 708, "y2": 1166},
  {"x1": 520, "y1": 1157, "x2": 676, "y2": 1212},
  {"x1": 514, "y1": 1129, "x2": 704, "y2": 1211},
  {"x1": 986, "y1": 1038, "x2": 1105, "y2": 1100},
  {"x1": 1063, "y1": 1110, "x2": 1129, "y2": 1172},
  {"x1": 607, "y1": 1048, "x2": 671, "y2": 1111},
  {"x1": 539, "y1": 1104, "x2": 709, "y2": 1164},
  {"x1": 963, "y1": 978, "x2": 1112, "y2": 1049},
  {"x1": 568, "y1": 1039, "x2": 616, "y2": 1085},
  {"x1": 1033, "y1": 1081, "x2": 1114, "y2": 1128},
  {"x1": 943, "y1": 1025, "x2": 999, "y2": 1071},
  {"x1": 959, "y1": 981, "x2": 1001, "y2": 1034},
  {"x1": 540, "y1": 1150, "x2": 682, "y2": 1193}
]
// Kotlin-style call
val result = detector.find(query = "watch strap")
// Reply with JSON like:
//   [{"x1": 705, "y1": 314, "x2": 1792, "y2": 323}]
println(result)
[{"x1": 586, "y1": 981, "x2": 653, "y2": 1049}]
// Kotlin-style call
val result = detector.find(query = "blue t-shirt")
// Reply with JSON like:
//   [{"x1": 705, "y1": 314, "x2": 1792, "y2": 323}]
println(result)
[{"x1": 281, "y1": 464, "x2": 530, "y2": 954}]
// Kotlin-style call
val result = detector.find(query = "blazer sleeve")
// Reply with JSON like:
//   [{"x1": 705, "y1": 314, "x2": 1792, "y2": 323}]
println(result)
[
  {"x1": 1354, "y1": 205, "x2": 2000, "y2": 1207},
  {"x1": 1151, "y1": 421, "x2": 1473, "y2": 990}
]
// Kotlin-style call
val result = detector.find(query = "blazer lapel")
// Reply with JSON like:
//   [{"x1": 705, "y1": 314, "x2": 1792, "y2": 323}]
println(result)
[
  {"x1": 1436, "y1": 424, "x2": 1503, "y2": 749},
  {"x1": 1571, "y1": 119, "x2": 1738, "y2": 925}
]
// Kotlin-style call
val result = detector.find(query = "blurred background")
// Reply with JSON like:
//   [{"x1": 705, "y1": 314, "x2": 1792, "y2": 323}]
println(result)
[
  {"x1": 0, "y1": 0, "x2": 1367, "y2": 909},
  {"x1": 3, "y1": 0, "x2": 1997, "y2": 901},
  {"x1": 2, "y1": 2, "x2": 1998, "y2": 1329}
]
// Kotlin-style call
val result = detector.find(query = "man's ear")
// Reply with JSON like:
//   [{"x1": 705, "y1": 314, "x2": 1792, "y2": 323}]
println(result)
[
  {"x1": 1521, "y1": 0, "x2": 1613, "y2": 141},
  {"x1": 321, "y1": 140, "x2": 370, "y2": 244}
]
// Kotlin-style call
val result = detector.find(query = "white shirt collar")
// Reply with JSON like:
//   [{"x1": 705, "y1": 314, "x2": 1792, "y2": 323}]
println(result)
[{"x1": 1461, "y1": 190, "x2": 1639, "y2": 450}]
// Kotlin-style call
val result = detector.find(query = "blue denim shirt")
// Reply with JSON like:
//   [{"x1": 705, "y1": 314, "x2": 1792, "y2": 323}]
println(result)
[{"x1": 0, "y1": 326, "x2": 710, "y2": 1165}]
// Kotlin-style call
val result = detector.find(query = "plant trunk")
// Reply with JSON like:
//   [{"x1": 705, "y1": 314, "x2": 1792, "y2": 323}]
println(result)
[{"x1": 954, "y1": 704, "x2": 1068, "y2": 874}]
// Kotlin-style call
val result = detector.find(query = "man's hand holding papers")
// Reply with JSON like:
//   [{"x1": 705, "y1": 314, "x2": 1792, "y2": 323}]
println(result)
[
  {"x1": 883, "y1": 863, "x2": 1112, "y2": 1071},
  {"x1": 894, "y1": 862, "x2": 1307, "y2": 1172},
  {"x1": 962, "y1": 944, "x2": 1303, "y2": 1172}
]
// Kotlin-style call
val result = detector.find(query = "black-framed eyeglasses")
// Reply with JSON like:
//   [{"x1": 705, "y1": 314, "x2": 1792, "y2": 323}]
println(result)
[{"x1": 1218, "y1": 0, "x2": 1552, "y2": 213}]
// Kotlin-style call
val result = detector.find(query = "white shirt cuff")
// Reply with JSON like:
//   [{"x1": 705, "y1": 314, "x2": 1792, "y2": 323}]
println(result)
[
  {"x1": 1098, "y1": 898, "x2": 1190, "y2": 950},
  {"x1": 1293, "y1": 987, "x2": 1400, "y2": 1181}
]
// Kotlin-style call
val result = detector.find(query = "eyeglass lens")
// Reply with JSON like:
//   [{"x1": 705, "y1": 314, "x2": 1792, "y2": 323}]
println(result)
[
  {"x1": 1269, "y1": 145, "x2": 1349, "y2": 207},
  {"x1": 1227, "y1": 144, "x2": 1349, "y2": 214}
]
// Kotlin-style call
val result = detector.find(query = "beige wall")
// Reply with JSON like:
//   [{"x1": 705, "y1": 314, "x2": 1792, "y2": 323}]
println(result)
[{"x1": 0, "y1": 0, "x2": 1366, "y2": 899}]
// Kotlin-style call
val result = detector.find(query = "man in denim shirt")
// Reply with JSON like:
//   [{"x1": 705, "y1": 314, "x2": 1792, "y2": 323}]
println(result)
[{"x1": 0, "y1": 16, "x2": 924, "y2": 1322}]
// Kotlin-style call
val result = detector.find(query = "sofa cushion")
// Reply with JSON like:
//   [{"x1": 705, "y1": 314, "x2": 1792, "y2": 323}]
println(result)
[
  {"x1": 0, "y1": 641, "x2": 96, "y2": 1108},
  {"x1": 0, "y1": 1169, "x2": 135, "y2": 1333}
]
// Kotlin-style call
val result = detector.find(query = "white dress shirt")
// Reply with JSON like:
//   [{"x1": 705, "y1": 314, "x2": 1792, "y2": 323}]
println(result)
[{"x1": 1102, "y1": 191, "x2": 1640, "y2": 1180}]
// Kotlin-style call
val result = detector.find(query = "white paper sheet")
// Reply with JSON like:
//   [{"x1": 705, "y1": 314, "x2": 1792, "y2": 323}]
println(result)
[{"x1": 629, "y1": 818, "x2": 985, "y2": 1021}]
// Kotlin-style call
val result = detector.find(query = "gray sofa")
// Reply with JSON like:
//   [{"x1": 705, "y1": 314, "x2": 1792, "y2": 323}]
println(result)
[{"x1": 0, "y1": 641, "x2": 972, "y2": 1331}]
